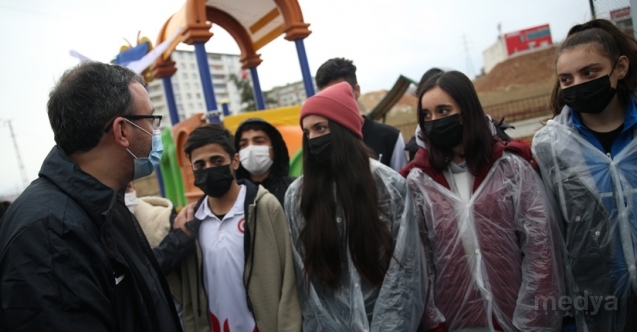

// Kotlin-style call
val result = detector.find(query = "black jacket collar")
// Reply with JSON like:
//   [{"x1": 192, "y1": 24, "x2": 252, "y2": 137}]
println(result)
[{"x1": 38, "y1": 146, "x2": 116, "y2": 225}]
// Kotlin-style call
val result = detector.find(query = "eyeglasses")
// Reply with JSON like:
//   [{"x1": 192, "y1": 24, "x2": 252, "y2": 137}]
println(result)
[
  {"x1": 103, "y1": 114, "x2": 163, "y2": 132},
  {"x1": 124, "y1": 115, "x2": 162, "y2": 129}
]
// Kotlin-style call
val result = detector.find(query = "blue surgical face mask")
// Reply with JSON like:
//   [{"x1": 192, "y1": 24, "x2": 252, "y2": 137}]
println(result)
[{"x1": 126, "y1": 120, "x2": 163, "y2": 180}]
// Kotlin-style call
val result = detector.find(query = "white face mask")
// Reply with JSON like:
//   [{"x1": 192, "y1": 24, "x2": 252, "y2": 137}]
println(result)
[
  {"x1": 239, "y1": 145, "x2": 273, "y2": 176},
  {"x1": 124, "y1": 191, "x2": 138, "y2": 213}
]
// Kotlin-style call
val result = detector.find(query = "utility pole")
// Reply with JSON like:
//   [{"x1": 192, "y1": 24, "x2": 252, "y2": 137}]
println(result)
[
  {"x1": 462, "y1": 35, "x2": 475, "y2": 78},
  {"x1": 589, "y1": 0, "x2": 596, "y2": 19},
  {"x1": 1, "y1": 120, "x2": 29, "y2": 189}
]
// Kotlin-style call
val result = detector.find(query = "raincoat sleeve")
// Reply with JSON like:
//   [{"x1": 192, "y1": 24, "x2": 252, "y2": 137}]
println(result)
[
  {"x1": 0, "y1": 221, "x2": 112, "y2": 331},
  {"x1": 511, "y1": 159, "x2": 564, "y2": 331},
  {"x1": 408, "y1": 175, "x2": 447, "y2": 331},
  {"x1": 370, "y1": 171, "x2": 428, "y2": 332},
  {"x1": 532, "y1": 137, "x2": 568, "y2": 236}
]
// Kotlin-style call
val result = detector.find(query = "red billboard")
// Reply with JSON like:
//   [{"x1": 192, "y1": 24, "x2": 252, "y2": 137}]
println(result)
[
  {"x1": 610, "y1": 7, "x2": 630, "y2": 20},
  {"x1": 504, "y1": 24, "x2": 552, "y2": 56}
]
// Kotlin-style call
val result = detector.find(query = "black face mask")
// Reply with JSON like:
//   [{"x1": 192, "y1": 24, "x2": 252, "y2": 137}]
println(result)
[
  {"x1": 561, "y1": 59, "x2": 619, "y2": 114},
  {"x1": 561, "y1": 75, "x2": 617, "y2": 114},
  {"x1": 422, "y1": 113, "x2": 463, "y2": 149},
  {"x1": 308, "y1": 134, "x2": 332, "y2": 164},
  {"x1": 193, "y1": 165, "x2": 235, "y2": 198}
]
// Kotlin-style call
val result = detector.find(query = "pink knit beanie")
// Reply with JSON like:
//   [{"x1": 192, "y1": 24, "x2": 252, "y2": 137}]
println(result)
[{"x1": 300, "y1": 81, "x2": 363, "y2": 139}]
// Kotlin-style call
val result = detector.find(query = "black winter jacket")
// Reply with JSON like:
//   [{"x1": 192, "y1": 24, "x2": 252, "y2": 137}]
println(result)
[{"x1": 0, "y1": 146, "x2": 182, "y2": 332}]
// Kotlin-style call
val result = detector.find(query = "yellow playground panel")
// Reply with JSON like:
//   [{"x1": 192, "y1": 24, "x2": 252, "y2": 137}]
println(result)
[{"x1": 222, "y1": 105, "x2": 304, "y2": 159}]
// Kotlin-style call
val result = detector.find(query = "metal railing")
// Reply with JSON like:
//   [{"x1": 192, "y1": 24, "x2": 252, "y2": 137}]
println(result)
[{"x1": 483, "y1": 93, "x2": 552, "y2": 123}]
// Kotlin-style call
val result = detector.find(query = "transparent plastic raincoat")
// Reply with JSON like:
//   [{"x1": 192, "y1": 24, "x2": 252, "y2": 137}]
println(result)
[
  {"x1": 284, "y1": 159, "x2": 427, "y2": 332},
  {"x1": 403, "y1": 141, "x2": 563, "y2": 332},
  {"x1": 533, "y1": 102, "x2": 637, "y2": 332}
]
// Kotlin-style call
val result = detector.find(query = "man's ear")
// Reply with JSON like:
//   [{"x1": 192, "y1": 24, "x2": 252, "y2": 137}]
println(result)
[
  {"x1": 111, "y1": 117, "x2": 131, "y2": 148},
  {"x1": 232, "y1": 153, "x2": 240, "y2": 171},
  {"x1": 354, "y1": 84, "x2": 361, "y2": 100}
]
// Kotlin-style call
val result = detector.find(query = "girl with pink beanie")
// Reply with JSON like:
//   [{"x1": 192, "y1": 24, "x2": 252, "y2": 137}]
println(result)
[{"x1": 283, "y1": 81, "x2": 428, "y2": 331}]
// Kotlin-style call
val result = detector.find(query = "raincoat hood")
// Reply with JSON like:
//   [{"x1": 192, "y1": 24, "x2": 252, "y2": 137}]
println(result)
[{"x1": 400, "y1": 139, "x2": 536, "y2": 190}]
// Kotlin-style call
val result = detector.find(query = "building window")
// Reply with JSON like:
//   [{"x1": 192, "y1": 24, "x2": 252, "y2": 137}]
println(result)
[
  {"x1": 192, "y1": 73, "x2": 197, "y2": 79},
  {"x1": 187, "y1": 93, "x2": 192, "y2": 100},
  {"x1": 212, "y1": 74, "x2": 225, "y2": 80},
  {"x1": 214, "y1": 83, "x2": 226, "y2": 90},
  {"x1": 177, "y1": 104, "x2": 183, "y2": 111},
  {"x1": 198, "y1": 102, "x2": 203, "y2": 109},
  {"x1": 178, "y1": 52, "x2": 183, "y2": 59},
  {"x1": 193, "y1": 82, "x2": 199, "y2": 89},
  {"x1": 185, "y1": 83, "x2": 190, "y2": 89},
  {"x1": 196, "y1": 93, "x2": 201, "y2": 99},
  {"x1": 188, "y1": 103, "x2": 194, "y2": 109},
  {"x1": 173, "y1": 84, "x2": 179, "y2": 91},
  {"x1": 190, "y1": 63, "x2": 195, "y2": 69},
  {"x1": 210, "y1": 55, "x2": 222, "y2": 61},
  {"x1": 175, "y1": 95, "x2": 181, "y2": 101}
]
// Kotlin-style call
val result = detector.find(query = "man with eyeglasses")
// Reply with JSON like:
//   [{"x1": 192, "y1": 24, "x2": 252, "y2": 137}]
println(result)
[{"x1": 0, "y1": 62, "x2": 182, "y2": 332}]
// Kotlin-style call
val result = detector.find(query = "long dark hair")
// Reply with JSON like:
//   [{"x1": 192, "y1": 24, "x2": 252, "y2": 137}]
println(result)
[
  {"x1": 417, "y1": 71, "x2": 494, "y2": 175},
  {"x1": 550, "y1": 19, "x2": 637, "y2": 115},
  {"x1": 299, "y1": 121, "x2": 393, "y2": 290}
]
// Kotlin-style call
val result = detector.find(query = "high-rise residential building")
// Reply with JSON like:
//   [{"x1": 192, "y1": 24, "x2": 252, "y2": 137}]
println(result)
[
  {"x1": 265, "y1": 78, "x2": 316, "y2": 108},
  {"x1": 148, "y1": 49, "x2": 249, "y2": 127}
]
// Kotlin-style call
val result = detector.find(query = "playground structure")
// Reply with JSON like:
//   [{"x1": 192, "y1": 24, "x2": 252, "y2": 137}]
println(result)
[{"x1": 119, "y1": 0, "x2": 315, "y2": 207}]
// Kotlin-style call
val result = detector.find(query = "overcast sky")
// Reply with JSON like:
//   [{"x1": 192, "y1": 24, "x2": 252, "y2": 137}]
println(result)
[{"x1": 0, "y1": 0, "x2": 595, "y2": 196}]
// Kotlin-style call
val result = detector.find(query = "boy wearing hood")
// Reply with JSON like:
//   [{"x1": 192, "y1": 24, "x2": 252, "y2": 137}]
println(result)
[{"x1": 234, "y1": 118, "x2": 295, "y2": 206}]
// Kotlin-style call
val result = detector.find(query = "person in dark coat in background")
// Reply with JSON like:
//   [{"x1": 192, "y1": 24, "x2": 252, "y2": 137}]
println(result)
[
  {"x1": 316, "y1": 58, "x2": 408, "y2": 172},
  {"x1": 234, "y1": 118, "x2": 295, "y2": 206},
  {"x1": 0, "y1": 62, "x2": 181, "y2": 332}
]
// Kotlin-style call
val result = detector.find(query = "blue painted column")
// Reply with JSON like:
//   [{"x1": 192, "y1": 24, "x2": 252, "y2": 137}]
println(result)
[
  {"x1": 294, "y1": 38, "x2": 315, "y2": 98},
  {"x1": 155, "y1": 168, "x2": 165, "y2": 197},
  {"x1": 194, "y1": 42, "x2": 220, "y2": 123},
  {"x1": 162, "y1": 76, "x2": 180, "y2": 125},
  {"x1": 249, "y1": 67, "x2": 266, "y2": 110},
  {"x1": 221, "y1": 102, "x2": 230, "y2": 116}
]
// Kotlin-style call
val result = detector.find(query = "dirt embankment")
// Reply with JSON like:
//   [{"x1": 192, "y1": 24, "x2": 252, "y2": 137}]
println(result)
[{"x1": 475, "y1": 45, "x2": 558, "y2": 106}]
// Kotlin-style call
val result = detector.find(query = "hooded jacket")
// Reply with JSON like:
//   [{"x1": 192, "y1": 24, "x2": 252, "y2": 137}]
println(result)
[
  {"x1": 235, "y1": 118, "x2": 295, "y2": 206},
  {"x1": 175, "y1": 180, "x2": 302, "y2": 332},
  {"x1": 402, "y1": 140, "x2": 563, "y2": 332},
  {"x1": 532, "y1": 100, "x2": 637, "y2": 332},
  {"x1": 285, "y1": 159, "x2": 428, "y2": 332},
  {"x1": 0, "y1": 146, "x2": 182, "y2": 332}
]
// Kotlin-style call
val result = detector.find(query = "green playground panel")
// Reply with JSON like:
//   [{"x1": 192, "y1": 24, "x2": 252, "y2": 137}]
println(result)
[
  {"x1": 289, "y1": 148, "x2": 303, "y2": 177},
  {"x1": 160, "y1": 129, "x2": 186, "y2": 209}
]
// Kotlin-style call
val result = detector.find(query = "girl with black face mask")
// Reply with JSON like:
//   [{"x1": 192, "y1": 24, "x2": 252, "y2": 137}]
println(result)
[
  {"x1": 284, "y1": 81, "x2": 427, "y2": 331},
  {"x1": 400, "y1": 71, "x2": 563, "y2": 331},
  {"x1": 533, "y1": 19, "x2": 637, "y2": 332}
]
